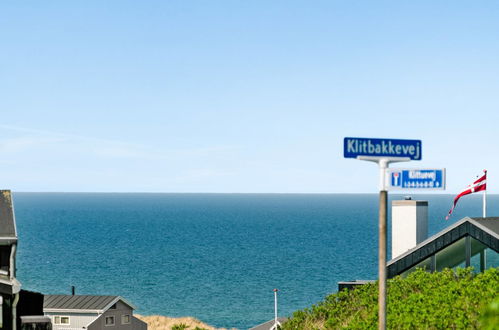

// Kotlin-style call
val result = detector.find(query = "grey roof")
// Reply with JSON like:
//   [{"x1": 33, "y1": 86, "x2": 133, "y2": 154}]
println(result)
[
  {"x1": 387, "y1": 217, "x2": 498, "y2": 278},
  {"x1": 472, "y1": 217, "x2": 499, "y2": 236},
  {"x1": 249, "y1": 317, "x2": 288, "y2": 330},
  {"x1": 0, "y1": 190, "x2": 17, "y2": 239},
  {"x1": 44, "y1": 295, "x2": 121, "y2": 311}
]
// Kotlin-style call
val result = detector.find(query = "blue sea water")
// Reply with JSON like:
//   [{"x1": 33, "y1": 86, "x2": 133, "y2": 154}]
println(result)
[{"x1": 12, "y1": 193, "x2": 499, "y2": 329}]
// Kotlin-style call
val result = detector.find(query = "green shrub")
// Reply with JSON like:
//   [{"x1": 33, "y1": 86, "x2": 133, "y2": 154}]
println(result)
[
  {"x1": 282, "y1": 267, "x2": 499, "y2": 329},
  {"x1": 480, "y1": 297, "x2": 499, "y2": 329}
]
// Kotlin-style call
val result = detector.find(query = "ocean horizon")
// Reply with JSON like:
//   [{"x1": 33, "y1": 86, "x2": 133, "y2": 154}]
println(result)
[{"x1": 13, "y1": 192, "x2": 499, "y2": 329}]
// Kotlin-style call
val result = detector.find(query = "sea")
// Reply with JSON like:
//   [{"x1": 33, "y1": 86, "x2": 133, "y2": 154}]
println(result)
[{"x1": 12, "y1": 193, "x2": 499, "y2": 329}]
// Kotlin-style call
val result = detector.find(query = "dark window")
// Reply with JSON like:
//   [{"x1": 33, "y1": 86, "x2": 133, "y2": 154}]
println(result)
[
  {"x1": 105, "y1": 316, "x2": 115, "y2": 326},
  {"x1": 0, "y1": 246, "x2": 10, "y2": 274}
]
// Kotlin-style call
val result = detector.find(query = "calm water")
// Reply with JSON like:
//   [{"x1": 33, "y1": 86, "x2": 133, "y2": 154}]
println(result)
[{"x1": 13, "y1": 193, "x2": 499, "y2": 329}]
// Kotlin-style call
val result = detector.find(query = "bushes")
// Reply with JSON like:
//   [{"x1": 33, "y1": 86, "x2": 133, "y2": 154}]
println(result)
[
  {"x1": 282, "y1": 268, "x2": 498, "y2": 329},
  {"x1": 481, "y1": 297, "x2": 499, "y2": 329}
]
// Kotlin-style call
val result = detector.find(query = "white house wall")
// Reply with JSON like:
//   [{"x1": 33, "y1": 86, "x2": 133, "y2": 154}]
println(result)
[{"x1": 45, "y1": 312, "x2": 99, "y2": 330}]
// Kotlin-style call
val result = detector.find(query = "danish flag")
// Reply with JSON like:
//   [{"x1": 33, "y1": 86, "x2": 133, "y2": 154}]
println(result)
[{"x1": 446, "y1": 170, "x2": 487, "y2": 220}]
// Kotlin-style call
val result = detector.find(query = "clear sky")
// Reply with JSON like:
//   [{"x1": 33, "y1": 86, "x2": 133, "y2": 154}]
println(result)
[{"x1": 1, "y1": 1, "x2": 498, "y2": 193}]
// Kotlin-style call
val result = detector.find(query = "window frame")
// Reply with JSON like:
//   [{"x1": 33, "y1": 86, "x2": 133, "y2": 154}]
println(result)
[
  {"x1": 122, "y1": 314, "x2": 131, "y2": 324},
  {"x1": 105, "y1": 315, "x2": 115, "y2": 326},
  {"x1": 54, "y1": 316, "x2": 70, "y2": 325}
]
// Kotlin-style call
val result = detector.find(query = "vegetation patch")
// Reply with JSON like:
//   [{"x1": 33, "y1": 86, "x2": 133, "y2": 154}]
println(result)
[{"x1": 282, "y1": 267, "x2": 498, "y2": 329}]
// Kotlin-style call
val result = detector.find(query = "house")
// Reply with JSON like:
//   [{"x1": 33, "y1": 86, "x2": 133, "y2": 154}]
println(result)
[
  {"x1": 338, "y1": 200, "x2": 498, "y2": 291},
  {"x1": 44, "y1": 295, "x2": 147, "y2": 330},
  {"x1": 0, "y1": 190, "x2": 22, "y2": 330},
  {"x1": 249, "y1": 317, "x2": 288, "y2": 330},
  {"x1": 387, "y1": 216, "x2": 498, "y2": 278},
  {"x1": 0, "y1": 189, "x2": 145, "y2": 330},
  {"x1": 1, "y1": 190, "x2": 53, "y2": 329}
]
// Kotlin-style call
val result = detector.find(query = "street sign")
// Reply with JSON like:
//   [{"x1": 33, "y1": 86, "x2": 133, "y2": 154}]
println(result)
[
  {"x1": 344, "y1": 137, "x2": 422, "y2": 160},
  {"x1": 386, "y1": 168, "x2": 446, "y2": 190},
  {"x1": 343, "y1": 136, "x2": 423, "y2": 330}
]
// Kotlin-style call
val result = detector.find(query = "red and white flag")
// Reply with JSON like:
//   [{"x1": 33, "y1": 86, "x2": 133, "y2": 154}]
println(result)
[{"x1": 446, "y1": 170, "x2": 487, "y2": 220}]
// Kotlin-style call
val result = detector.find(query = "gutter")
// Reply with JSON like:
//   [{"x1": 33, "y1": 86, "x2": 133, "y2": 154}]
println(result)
[
  {"x1": 10, "y1": 243, "x2": 16, "y2": 279},
  {"x1": 12, "y1": 292, "x2": 19, "y2": 330}
]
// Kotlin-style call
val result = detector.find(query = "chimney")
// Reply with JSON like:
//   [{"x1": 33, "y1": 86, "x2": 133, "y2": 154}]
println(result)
[
  {"x1": 391, "y1": 199, "x2": 428, "y2": 259},
  {"x1": 71, "y1": 286, "x2": 75, "y2": 296}
]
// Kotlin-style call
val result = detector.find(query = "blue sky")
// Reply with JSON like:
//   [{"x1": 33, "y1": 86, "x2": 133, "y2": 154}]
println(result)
[{"x1": 1, "y1": 1, "x2": 498, "y2": 193}]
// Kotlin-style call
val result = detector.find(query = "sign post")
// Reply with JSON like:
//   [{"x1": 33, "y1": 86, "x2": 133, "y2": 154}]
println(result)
[{"x1": 344, "y1": 137, "x2": 422, "y2": 330}]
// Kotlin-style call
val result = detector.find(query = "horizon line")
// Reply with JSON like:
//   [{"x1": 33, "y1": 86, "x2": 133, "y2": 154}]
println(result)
[{"x1": 8, "y1": 191, "x2": 497, "y2": 195}]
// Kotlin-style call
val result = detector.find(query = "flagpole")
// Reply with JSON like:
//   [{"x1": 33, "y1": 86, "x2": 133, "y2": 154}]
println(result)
[
  {"x1": 483, "y1": 189, "x2": 486, "y2": 218},
  {"x1": 483, "y1": 170, "x2": 487, "y2": 218}
]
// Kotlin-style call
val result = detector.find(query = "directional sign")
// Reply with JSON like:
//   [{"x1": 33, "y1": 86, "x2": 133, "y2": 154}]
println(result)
[
  {"x1": 386, "y1": 168, "x2": 446, "y2": 190},
  {"x1": 344, "y1": 137, "x2": 422, "y2": 160}
]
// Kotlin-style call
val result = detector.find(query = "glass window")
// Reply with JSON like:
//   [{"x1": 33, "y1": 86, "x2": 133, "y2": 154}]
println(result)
[
  {"x1": 470, "y1": 237, "x2": 487, "y2": 272},
  {"x1": 0, "y1": 246, "x2": 10, "y2": 274},
  {"x1": 53, "y1": 316, "x2": 69, "y2": 325},
  {"x1": 436, "y1": 237, "x2": 466, "y2": 271},
  {"x1": 122, "y1": 314, "x2": 130, "y2": 324},
  {"x1": 400, "y1": 256, "x2": 433, "y2": 277},
  {"x1": 484, "y1": 247, "x2": 499, "y2": 270},
  {"x1": 105, "y1": 316, "x2": 115, "y2": 326}
]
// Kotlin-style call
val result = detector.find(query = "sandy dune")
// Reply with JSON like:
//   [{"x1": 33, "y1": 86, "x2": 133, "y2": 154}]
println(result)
[{"x1": 135, "y1": 314, "x2": 234, "y2": 330}]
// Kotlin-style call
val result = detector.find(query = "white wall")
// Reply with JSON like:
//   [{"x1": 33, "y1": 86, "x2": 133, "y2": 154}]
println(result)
[
  {"x1": 44, "y1": 312, "x2": 98, "y2": 330},
  {"x1": 391, "y1": 200, "x2": 428, "y2": 259}
]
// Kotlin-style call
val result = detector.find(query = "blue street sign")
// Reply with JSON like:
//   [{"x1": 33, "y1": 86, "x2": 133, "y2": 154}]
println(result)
[
  {"x1": 386, "y1": 168, "x2": 446, "y2": 190},
  {"x1": 344, "y1": 137, "x2": 422, "y2": 160}
]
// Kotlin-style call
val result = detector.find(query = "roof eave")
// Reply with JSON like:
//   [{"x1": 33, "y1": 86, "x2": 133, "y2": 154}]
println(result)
[
  {"x1": 387, "y1": 216, "x2": 474, "y2": 266},
  {"x1": 0, "y1": 237, "x2": 18, "y2": 245},
  {"x1": 44, "y1": 308, "x2": 103, "y2": 314},
  {"x1": 102, "y1": 296, "x2": 137, "y2": 311}
]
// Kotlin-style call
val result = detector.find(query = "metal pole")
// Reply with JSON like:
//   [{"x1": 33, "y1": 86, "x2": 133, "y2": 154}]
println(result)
[
  {"x1": 379, "y1": 189, "x2": 387, "y2": 330},
  {"x1": 378, "y1": 158, "x2": 388, "y2": 330},
  {"x1": 356, "y1": 156, "x2": 410, "y2": 330},
  {"x1": 274, "y1": 289, "x2": 278, "y2": 326},
  {"x1": 270, "y1": 289, "x2": 281, "y2": 330},
  {"x1": 483, "y1": 190, "x2": 486, "y2": 218}
]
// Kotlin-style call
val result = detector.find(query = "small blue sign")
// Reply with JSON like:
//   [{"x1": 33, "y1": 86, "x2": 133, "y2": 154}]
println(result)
[
  {"x1": 386, "y1": 169, "x2": 446, "y2": 190},
  {"x1": 344, "y1": 137, "x2": 422, "y2": 160},
  {"x1": 391, "y1": 171, "x2": 402, "y2": 187}
]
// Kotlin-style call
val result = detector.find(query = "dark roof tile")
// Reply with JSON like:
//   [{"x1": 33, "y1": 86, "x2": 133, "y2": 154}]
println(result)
[{"x1": 44, "y1": 295, "x2": 117, "y2": 310}]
